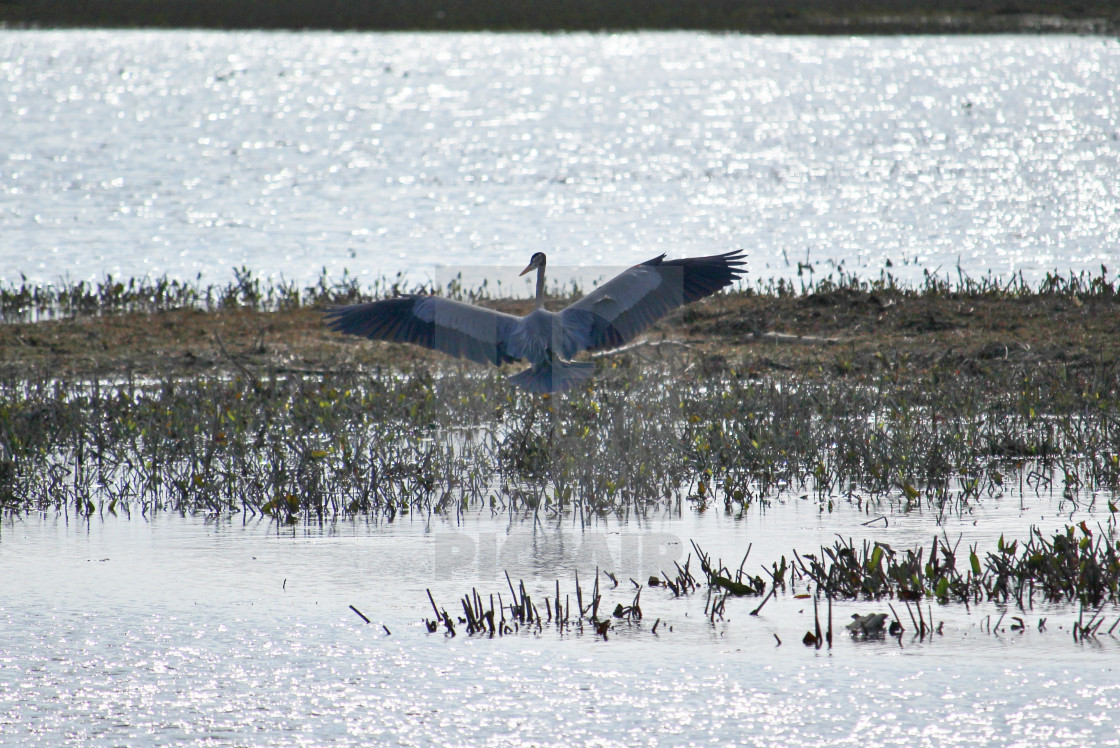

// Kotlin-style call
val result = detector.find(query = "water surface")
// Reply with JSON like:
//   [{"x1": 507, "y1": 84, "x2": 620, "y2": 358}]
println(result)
[
  {"x1": 2, "y1": 31, "x2": 1118, "y2": 289},
  {"x1": 3, "y1": 488, "x2": 1118, "y2": 746}
]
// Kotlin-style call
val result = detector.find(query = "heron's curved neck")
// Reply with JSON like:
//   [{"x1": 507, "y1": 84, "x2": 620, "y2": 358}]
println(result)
[{"x1": 534, "y1": 266, "x2": 546, "y2": 309}]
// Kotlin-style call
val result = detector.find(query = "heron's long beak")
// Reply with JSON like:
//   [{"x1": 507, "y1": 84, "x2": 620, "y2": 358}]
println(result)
[{"x1": 519, "y1": 263, "x2": 534, "y2": 277}]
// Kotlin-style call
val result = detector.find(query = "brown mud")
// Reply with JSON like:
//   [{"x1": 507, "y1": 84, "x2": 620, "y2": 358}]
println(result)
[{"x1": 3, "y1": 289, "x2": 1117, "y2": 384}]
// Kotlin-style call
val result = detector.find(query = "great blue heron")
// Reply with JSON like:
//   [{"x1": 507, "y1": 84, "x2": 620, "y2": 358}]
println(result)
[{"x1": 323, "y1": 250, "x2": 746, "y2": 393}]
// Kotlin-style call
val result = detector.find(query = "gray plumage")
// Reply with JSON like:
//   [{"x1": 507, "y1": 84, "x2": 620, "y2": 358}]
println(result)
[{"x1": 323, "y1": 250, "x2": 746, "y2": 393}]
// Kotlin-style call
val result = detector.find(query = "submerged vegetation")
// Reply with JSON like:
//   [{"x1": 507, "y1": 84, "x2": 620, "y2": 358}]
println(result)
[
  {"x1": 424, "y1": 570, "x2": 647, "y2": 639},
  {"x1": 791, "y1": 522, "x2": 1120, "y2": 608},
  {"x1": 0, "y1": 337, "x2": 1117, "y2": 517},
  {"x1": 425, "y1": 520, "x2": 1120, "y2": 642}
]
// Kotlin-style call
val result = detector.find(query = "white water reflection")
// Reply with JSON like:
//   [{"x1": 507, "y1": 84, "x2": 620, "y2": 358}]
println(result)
[
  {"x1": 2, "y1": 31, "x2": 1119, "y2": 289},
  {"x1": 2, "y1": 487, "x2": 1119, "y2": 745}
]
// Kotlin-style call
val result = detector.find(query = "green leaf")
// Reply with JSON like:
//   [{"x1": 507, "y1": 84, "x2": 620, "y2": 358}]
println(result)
[{"x1": 970, "y1": 550, "x2": 981, "y2": 575}]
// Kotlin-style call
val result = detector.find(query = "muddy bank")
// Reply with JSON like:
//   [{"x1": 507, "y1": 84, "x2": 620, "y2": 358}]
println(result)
[{"x1": 3, "y1": 287, "x2": 1117, "y2": 384}]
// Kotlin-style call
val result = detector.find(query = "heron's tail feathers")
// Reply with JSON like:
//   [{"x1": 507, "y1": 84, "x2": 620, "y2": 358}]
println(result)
[{"x1": 508, "y1": 360, "x2": 595, "y2": 394}]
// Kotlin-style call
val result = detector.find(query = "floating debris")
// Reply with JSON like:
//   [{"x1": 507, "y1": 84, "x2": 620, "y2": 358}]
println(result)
[{"x1": 846, "y1": 613, "x2": 888, "y2": 637}]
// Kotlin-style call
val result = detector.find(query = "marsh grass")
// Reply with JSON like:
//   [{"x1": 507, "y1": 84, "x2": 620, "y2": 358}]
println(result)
[
  {"x1": 1, "y1": 268, "x2": 1118, "y2": 519},
  {"x1": 429, "y1": 521, "x2": 1120, "y2": 640},
  {"x1": 1, "y1": 347, "x2": 1116, "y2": 519},
  {"x1": 0, "y1": 267, "x2": 491, "y2": 322},
  {"x1": 785, "y1": 519, "x2": 1120, "y2": 608},
  {"x1": 3, "y1": 264, "x2": 1116, "y2": 321},
  {"x1": 425, "y1": 568, "x2": 643, "y2": 639}
]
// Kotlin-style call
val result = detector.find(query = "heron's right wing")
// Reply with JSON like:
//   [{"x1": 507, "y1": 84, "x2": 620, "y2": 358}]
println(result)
[
  {"x1": 323, "y1": 296, "x2": 522, "y2": 367},
  {"x1": 560, "y1": 250, "x2": 746, "y2": 353}
]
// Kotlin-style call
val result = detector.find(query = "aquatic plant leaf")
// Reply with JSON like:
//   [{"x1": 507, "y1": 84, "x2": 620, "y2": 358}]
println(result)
[{"x1": 869, "y1": 545, "x2": 884, "y2": 572}]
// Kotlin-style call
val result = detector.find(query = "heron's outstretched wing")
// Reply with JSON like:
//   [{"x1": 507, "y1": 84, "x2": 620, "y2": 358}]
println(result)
[
  {"x1": 323, "y1": 296, "x2": 522, "y2": 367},
  {"x1": 559, "y1": 250, "x2": 746, "y2": 353}
]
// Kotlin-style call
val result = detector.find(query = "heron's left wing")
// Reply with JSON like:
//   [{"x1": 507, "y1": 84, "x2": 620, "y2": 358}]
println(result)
[
  {"x1": 323, "y1": 295, "x2": 522, "y2": 367},
  {"x1": 559, "y1": 250, "x2": 746, "y2": 353}
]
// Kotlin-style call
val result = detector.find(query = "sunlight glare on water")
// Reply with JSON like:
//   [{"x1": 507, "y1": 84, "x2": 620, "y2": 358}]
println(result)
[
  {"x1": 1, "y1": 31, "x2": 1118, "y2": 288},
  {"x1": 2, "y1": 491, "x2": 1119, "y2": 746}
]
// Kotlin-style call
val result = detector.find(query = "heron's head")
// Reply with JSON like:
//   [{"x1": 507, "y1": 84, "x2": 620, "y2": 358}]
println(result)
[{"x1": 519, "y1": 252, "x2": 547, "y2": 277}]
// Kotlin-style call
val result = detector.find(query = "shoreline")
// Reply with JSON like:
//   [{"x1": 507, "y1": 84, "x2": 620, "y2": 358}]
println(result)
[
  {"x1": 2, "y1": 3, "x2": 1118, "y2": 36},
  {"x1": 3, "y1": 281, "x2": 1117, "y2": 384}
]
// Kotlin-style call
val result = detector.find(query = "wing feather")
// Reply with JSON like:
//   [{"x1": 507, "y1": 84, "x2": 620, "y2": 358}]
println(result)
[
  {"x1": 560, "y1": 250, "x2": 746, "y2": 352},
  {"x1": 323, "y1": 296, "x2": 522, "y2": 367}
]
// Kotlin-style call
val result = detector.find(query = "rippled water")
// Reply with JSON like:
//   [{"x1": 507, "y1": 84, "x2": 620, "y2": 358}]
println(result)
[
  {"x1": 3, "y1": 488, "x2": 1119, "y2": 746},
  {"x1": 2, "y1": 31, "x2": 1119, "y2": 289}
]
